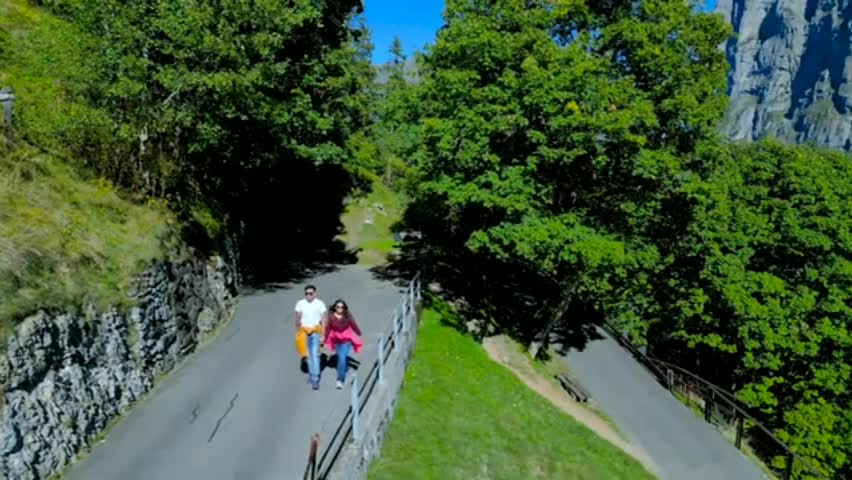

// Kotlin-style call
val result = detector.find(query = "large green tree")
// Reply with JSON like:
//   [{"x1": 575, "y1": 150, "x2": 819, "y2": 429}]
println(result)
[
  {"x1": 43, "y1": 0, "x2": 375, "y2": 273},
  {"x1": 70, "y1": 0, "x2": 371, "y2": 194},
  {"x1": 650, "y1": 140, "x2": 852, "y2": 478},
  {"x1": 405, "y1": 0, "x2": 730, "y2": 336}
]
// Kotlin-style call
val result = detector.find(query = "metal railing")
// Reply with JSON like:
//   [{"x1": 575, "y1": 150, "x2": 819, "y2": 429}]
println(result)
[
  {"x1": 649, "y1": 358, "x2": 828, "y2": 480},
  {"x1": 600, "y1": 321, "x2": 828, "y2": 480},
  {"x1": 304, "y1": 271, "x2": 422, "y2": 480}
]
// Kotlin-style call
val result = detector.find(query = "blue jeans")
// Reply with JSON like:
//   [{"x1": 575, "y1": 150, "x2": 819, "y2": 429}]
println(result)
[
  {"x1": 307, "y1": 333, "x2": 321, "y2": 383},
  {"x1": 335, "y1": 341, "x2": 352, "y2": 382}
]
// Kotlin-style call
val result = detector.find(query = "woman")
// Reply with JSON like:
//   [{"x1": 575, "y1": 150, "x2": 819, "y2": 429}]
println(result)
[{"x1": 323, "y1": 299, "x2": 363, "y2": 389}]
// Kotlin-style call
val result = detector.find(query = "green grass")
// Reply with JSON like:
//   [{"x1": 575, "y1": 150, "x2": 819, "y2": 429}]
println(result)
[
  {"x1": 0, "y1": 0, "x2": 170, "y2": 346},
  {"x1": 339, "y1": 181, "x2": 404, "y2": 265},
  {"x1": 0, "y1": 145, "x2": 170, "y2": 345},
  {"x1": 368, "y1": 306, "x2": 657, "y2": 480}
]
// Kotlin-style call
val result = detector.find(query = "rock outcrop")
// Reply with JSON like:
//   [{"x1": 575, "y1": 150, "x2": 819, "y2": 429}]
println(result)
[
  {"x1": 0, "y1": 255, "x2": 237, "y2": 480},
  {"x1": 717, "y1": 0, "x2": 852, "y2": 150}
]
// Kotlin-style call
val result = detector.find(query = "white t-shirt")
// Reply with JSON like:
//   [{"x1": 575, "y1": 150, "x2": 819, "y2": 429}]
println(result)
[{"x1": 295, "y1": 298, "x2": 327, "y2": 328}]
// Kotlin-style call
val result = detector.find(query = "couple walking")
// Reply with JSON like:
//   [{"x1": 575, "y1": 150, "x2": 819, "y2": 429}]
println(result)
[{"x1": 294, "y1": 284, "x2": 363, "y2": 390}]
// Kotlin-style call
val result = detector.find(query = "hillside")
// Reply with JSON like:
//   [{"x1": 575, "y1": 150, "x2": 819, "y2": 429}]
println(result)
[
  {"x1": 373, "y1": 57, "x2": 420, "y2": 85},
  {"x1": 717, "y1": 0, "x2": 852, "y2": 150},
  {"x1": 0, "y1": 0, "x2": 169, "y2": 343}
]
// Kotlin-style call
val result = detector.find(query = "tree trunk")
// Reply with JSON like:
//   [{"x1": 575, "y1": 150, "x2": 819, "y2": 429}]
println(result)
[{"x1": 529, "y1": 283, "x2": 575, "y2": 359}]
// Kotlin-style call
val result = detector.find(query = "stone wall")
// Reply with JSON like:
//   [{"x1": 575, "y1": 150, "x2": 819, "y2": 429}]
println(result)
[{"x1": 0, "y1": 253, "x2": 238, "y2": 480}]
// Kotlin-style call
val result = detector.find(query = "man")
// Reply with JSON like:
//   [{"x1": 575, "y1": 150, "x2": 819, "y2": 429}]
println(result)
[{"x1": 294, "y1": 284, "x2": 328, "y2": 390}]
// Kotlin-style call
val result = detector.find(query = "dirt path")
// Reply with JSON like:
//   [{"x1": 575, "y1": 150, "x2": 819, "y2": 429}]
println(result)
[{"x1": 482, "y1": 335, "x2": 659, "y2": 474}]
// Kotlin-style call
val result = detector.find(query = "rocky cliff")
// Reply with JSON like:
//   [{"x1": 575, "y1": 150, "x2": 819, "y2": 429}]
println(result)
[
  {"x1": 0, "y1": 254, "x2": 238, "y2": 480},
  {"x1": 716, "y1": 0, "x2": 852, "y2": 150}
]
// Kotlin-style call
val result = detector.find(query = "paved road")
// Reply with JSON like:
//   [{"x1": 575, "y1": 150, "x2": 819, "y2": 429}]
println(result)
[
  {"x1": 64, "y1": 265, "x2": 404, "y2": 480},
  {"x1": 559, "y1": 326, "x2": 767, "y2": 480}
]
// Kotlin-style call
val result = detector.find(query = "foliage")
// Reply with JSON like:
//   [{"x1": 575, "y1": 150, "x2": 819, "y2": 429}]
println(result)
[
  {"x1": 0, "y1": 0, "x2": 113, "y2": 166},
  {"x1": 367, "y1": 304, "x2": 656, "y2": 480},
  {"x1": 402, "y1": 0, "x2": 730, "y2": 335},
  {"x1": 347, "y1": 36, "x2": 421, "y2": 191},
  {"x1": 27, "y1": 0, "x2": 373, "y2": 264},
  {"x1": 650, "y1": 140, "x2": 852, "y2": 478}
]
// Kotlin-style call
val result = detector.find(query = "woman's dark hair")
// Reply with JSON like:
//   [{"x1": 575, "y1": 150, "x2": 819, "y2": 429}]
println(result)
[
  {"x1": 330, "y1": 299, "x2": 350, "y2": 314},
  {"x1": 329, "y1": 299, "x2": 354, "y2": 325}
]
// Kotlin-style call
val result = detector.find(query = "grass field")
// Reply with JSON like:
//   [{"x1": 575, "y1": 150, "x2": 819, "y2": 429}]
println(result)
[{"x1": 367, "y1": 305, "x2": 657, "y2": 480}]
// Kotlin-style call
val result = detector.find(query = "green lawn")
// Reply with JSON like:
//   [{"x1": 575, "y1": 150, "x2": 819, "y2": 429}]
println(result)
[
  {"x1": 368, "y1": 306, "x2": 657, "y2": 480},
  {"x1": 338, "y1": 181, "x2": 404, "y2": 265}
]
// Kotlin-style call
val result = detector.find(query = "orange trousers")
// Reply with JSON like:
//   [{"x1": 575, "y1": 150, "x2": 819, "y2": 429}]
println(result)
[{"x1": 295, "y1": 325, "x2": 323, "y2": 358}]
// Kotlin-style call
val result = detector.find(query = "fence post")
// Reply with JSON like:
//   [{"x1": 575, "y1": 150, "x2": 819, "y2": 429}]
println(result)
[
  {"x1": 784, "y1": 453, "x2": 795, "y2": 480},
  {"x1": 350, "y1": 374, "x2": 360, "y2": 442},
  {"x1": 392, "y1": 309, "x2": 400, "y2": 353},
  {"x1": 704, "y1": 390, "x2": 713, "y2": 422},
  {"x1": 734, "y1": 413, "x2": 744, "y2": 449},
  {"x1": 378, "y1": 336, "x2": 385, "y2": 385},
  {"x1": 402, "y1": 300, "x2": 409, "y2": 333},
  {"x1": 304, "y1": 433, "x2": 319, "y2": 480},
  {"x1": 0, "y1": 88, "x2": 14, "y2": 126},
  {"x1": 667, "y1": 369, "x2": 674, "y2": 391}
]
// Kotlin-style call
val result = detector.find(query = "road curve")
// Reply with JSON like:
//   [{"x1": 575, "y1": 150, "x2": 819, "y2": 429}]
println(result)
[
  {"x1": 64, "y1": 265, "x2": 404, "y2": 480},
  {"x1": 560, "y1": 325, "x2": 767, "y2": 480}
]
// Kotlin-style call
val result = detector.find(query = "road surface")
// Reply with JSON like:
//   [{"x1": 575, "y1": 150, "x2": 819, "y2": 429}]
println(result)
[
  {"x1": 64, "y1": 265, "x2": 404, "y2": 480},
  {"x1": 560, "y1": 325, "x2": 767, "y2": 480}
]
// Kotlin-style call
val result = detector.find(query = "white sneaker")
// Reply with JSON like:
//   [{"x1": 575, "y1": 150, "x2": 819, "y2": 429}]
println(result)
[{"x1": 336, "y1": 380, "x2": 343, "y2": 389}]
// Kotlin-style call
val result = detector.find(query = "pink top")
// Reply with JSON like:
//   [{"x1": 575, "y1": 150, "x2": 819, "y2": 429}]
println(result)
[{"x1": 325, "y1": 313, "x2": 363, "y2": 353}]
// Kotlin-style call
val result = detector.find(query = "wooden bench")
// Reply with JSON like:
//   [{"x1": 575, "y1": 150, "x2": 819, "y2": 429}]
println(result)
[{"x1": 555, "y1": 373, "x2": 591, "y2": 403}]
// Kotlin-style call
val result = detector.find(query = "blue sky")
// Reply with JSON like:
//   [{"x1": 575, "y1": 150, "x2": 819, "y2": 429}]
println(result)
[
  {"x1": 364, "y1": 0, "x2": 720, "y2": 64},
  {"x1": 362, "y1": 0, "x2": 445, "y2": 64}
]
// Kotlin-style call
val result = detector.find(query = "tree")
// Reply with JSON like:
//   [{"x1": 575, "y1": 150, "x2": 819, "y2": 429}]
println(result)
[
  {"x1": 75, "y1": 0, "x2": 370, "y2": 191},
  {"x1": 404, "y1": 0, "x2": 730, "y2": 334},
  {"x1": 390, "y1": 35, "x2": 406, "y2": 66},
  {"x1": 651, "y1": 140, "x2": 852, "y2": 478},
  {"x1": 52, "y1": 0, "x2": 374, "y2": 272}
]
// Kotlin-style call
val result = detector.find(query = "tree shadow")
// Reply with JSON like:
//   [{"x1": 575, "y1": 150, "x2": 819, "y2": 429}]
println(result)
[
  {"x1": 216, "y1": 159, "x2": 360, "y2": 291},
  {"x1": 548, "y1": 311, "x2": 606, "y2": 356},
  {"x1": 371, "y1": 221, "x2": 606, "y2": 353},
  {"x1": 368, "y1": 237, "x2": 425, "y2": 288}
]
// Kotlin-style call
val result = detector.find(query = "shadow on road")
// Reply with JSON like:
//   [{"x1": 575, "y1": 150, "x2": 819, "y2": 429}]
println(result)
[
  {"x1": 370, "y1": 231, "x2": 606, "y2": 353},
  {"x1": 299, "y1": 354, "x2": 362, "y2": 375},
  {"x1": 208, "y1": 159, "x2": 361, "y2": 294},
  {"x1": 550, "y1": 319, "x2": 606, "y2": 356}
]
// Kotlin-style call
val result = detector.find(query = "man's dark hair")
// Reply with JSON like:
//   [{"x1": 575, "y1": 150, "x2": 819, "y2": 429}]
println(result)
[{"x1": 304, "y1": 284, "x2": 317, "y2": 292}]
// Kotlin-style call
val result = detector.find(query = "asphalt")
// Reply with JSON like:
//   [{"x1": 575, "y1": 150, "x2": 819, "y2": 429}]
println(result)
[
  {"x1": 64, "y1": 265, "x2": 405, "y2": 480},
  {"x1": 560, "y1": 325, "x2": 768, "y2": 480}
]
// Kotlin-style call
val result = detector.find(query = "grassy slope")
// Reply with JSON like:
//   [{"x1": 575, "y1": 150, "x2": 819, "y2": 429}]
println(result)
[
  {"x1": 368, "y1": 306, "x2": 657, "y2": 480},
  {"x1": 338, "y1": 181, "x2": 403, "y2": 265},
  {"x1": 0, "y1": 0, "x2": 168, "y2": 343}
]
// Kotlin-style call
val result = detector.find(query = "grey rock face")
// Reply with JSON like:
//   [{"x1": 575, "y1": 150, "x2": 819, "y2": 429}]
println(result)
[
  {"x1": 718, "y1": 0, "x2": 852, "y2": 150},
  {"x1": 0, "y1": 255, "x2": 237, "y2": 480}
]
